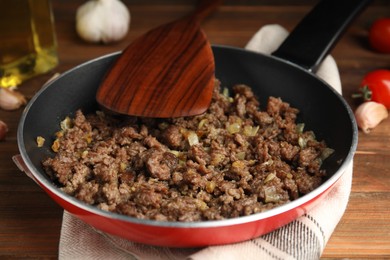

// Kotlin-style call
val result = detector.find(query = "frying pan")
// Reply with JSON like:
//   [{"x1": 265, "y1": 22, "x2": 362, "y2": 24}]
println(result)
[{"x1": 16, "y1": 0, "x2": 366, "y2": 247}]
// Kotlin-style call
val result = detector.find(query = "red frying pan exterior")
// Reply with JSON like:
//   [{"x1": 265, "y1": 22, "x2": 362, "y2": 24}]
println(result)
[{"x1": 16, "y1": 46, "x2": 357, "y2": 247}]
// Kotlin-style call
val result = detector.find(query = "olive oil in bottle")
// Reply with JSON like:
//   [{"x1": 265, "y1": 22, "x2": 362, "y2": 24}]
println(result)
[{"x1": 0, "y1": 0, "x2": 58, "y2": 88}]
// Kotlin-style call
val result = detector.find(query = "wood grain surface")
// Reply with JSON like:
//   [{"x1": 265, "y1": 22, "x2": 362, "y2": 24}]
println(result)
[{"x1": 0, "y1": 0, "x2": 389, "y2": 258}]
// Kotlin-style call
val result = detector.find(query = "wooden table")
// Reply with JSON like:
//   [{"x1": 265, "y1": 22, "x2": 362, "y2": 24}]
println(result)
[{"x1": 1, "y1": 0, "x2": 389, "y2": 258}]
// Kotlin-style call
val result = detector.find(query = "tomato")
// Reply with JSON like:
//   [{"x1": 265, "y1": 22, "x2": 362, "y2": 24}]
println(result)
[
  {"x1": 369, "y1": 18, "x2": 390, "y2": 53},
  {"x1": 356, "y1": 70, "x2": 390, "y2": 109}
]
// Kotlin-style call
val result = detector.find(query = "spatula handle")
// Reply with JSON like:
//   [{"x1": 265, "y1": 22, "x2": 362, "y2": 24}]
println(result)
[
  {"x1": 192, "y1": 0, "x2": 223, "y2": 22},
  {"x1": 272, "y1": 0, "x2": 371, "y2": 72}
]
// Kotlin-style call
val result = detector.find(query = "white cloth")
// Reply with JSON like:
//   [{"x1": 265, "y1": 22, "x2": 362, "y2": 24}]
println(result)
[{"x1": 59, "y1": 24, "x2": 352, "y2": 260}]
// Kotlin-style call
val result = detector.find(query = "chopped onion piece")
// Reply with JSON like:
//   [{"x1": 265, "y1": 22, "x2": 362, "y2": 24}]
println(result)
[
  {"x1": 36, "y1": 136, "x2": 45, "y2": 147},
  {"x1": 187, "y1": 131, "x2": 199, "y2": 146},
  {"x1": 169, "y1": 150, "x2": 180, "y2": 157},
  {"x1": 80, "y1": 150, "x2": 89, "y2": 159},
  {"x1": 232, "y1": 160, "x2": 245, "y2": 169},
  {"x1": 223, "y1": 87, "x2": 230, "y2": 98},
  {"x1": 243, "y1": 125, "x2": 259, "y2": 136},
  {"x1": 298, "y1": 136, "x2": 306, "y2": 148},
  {"x1": 206, "y1": 181, "x2": 216, "y2": 193},
  {"x1": 227, "y1": 123, "x2": 241, "y2": 134},
  {"x1": 296, "y1": 123, "x2": 305, "y2": 133},
  {"x1": 51, "y1": 139, "x2": 60, "y2": 152},
  {"x1": 60, "y1": 116, "x2": 72, "y2": 130},
  {"x1": 236, "y1": 151, "x2": 246, "y2": 160},
  {"x1": 264, "y1": 172, "x2": 276, "y2": 184},
  {"x1": 198, "y1": 118, "x2": 208, "y2": 129},
  {"x1": 320, "y1": 147, "x2": 335, "y2": 160},
  {"x1": 264, "y1": 186, "x2": 281, "y2": 203},
  {"x1": 196, "y1": 199, "x2": 209, "y2": 211},
  {"x1": 261, "y1": 160, "x2": 273, "y2": 166},
  {"x1": 211, "y1": 153, "x2": 225, "y2": 166}
]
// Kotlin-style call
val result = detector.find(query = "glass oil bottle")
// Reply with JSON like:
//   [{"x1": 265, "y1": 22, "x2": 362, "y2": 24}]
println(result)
[{"x1": 0, "y1": 0, "x2": 58, "y2": 88}]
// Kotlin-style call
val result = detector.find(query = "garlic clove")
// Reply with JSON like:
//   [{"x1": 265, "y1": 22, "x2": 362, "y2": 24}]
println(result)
[
  {"x1": 0, "y1": 120, "x2": 8, "y2": 141},
  {"x1": 354, "y1": 101, "x2": 388, "y2": 134},
  {"x1": 0, "y1": 88, "x2": 27, "y2": 110},
  {"x1": 76, "y1": 0, "x2": 130, "y2": 44}
]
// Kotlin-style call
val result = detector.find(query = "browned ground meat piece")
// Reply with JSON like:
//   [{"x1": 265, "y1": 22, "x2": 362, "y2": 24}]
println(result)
[
  {"x1": 160, "y1": 125, "x2": 184, "y2": 149},
  {"x1": 144, "y1": 149, "x2": 178, "y2": 180},
  {"x1": 42, "y1": 80, "x2": 333, "y2": 222}
]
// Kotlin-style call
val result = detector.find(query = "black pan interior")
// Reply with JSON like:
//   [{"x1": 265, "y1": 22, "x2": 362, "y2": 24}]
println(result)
[{"x1": 20, "y1": 46, "x2": 357, "y2": 184}]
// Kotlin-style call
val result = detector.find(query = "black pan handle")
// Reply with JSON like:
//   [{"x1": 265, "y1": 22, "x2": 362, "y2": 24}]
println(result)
[{"x1": 272, "y1": 0, "x2": 371, "y2": 72}]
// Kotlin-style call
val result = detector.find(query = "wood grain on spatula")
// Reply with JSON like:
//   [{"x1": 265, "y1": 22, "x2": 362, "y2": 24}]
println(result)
[{"x1": 96, "y1": 0, "x2": 221, "y2": 118}]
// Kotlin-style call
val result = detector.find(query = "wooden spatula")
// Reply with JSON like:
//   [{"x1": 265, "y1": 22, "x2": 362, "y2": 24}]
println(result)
[{"x1": 96, "y1": 0, "x2": 222, "y2": 118}]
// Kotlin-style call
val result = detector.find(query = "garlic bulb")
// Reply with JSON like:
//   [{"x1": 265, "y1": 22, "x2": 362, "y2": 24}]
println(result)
[
  {"x1": 355, "y1": 101, "x2": 388, "y2": 134},
  {"x1": 76, "y1": 0, "x2": 130, "y2": 44},
  {"x1": 0, "y1": 88, "x2": 27, "y2": 110}
]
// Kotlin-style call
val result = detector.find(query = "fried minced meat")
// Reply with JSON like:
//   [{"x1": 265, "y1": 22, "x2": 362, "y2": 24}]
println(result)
[{"x1": 42, "y1": 80, "x2": 333, "y2": 222}]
